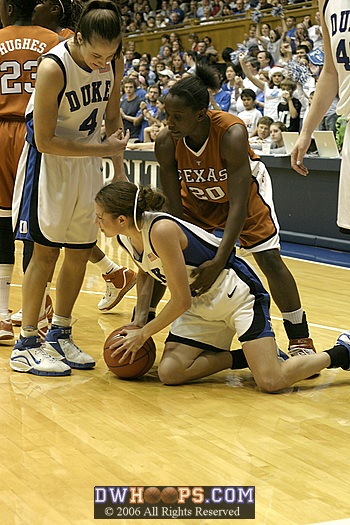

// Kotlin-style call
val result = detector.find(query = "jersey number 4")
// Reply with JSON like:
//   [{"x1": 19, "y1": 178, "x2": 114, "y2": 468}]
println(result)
[
  {"x1": 0, "y1": 60, "x2": 37, "y2": 94},
  {"x1": 336, "y1": 39, "x2": 350, "y2": 70}
]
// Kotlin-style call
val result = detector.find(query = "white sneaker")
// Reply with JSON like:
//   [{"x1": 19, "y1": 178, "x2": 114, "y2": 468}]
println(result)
[
  {"x1": 10, "y1": 335, "x2": 71, "y2": 376},
  {"x1": 98, "y1": 267, "x2": 137, "y2": 311},
  {"x1": 44, "y1": 326, "x2": 95, "y2": 369},
  {"x1": 0, "y1": 317, "x2": 15, "y2": 346},
  {"x1": 11, "y1": 309, "x2": 22, "y2": 327}
]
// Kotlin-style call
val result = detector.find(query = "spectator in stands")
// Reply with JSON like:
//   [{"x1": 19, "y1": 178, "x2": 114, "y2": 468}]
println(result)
[
  {"x1": 232, "y1": 0, "x2": 246, "y2": 17},
  {"x1": 196, "y1": 0, "x2": 211, "y2": 18},
  {"x1": 278, "y1": 40, "x2": 293, "y2": 67},
  {"x1": 270, "y1": 121, "x2": 287, "y2": 154},
  {"x1": 184, "y1": 50, "x2": 197, "y2": 75},
  {"x1": 242, "y1": 57, "x2": 261, "y2": 93},
  {"x1": 308, "y1": 11, "x2": 323, "y2": 50},
  {"x1": 134, "y1": 84, "x2": 161, "y2": 141},
  {"x1": 243, "y1": 24, "x2": 257, "y2": 48},
  {"x1": 221, "y1": 4, "x2": 233, "y2": 17},
  {"x1": 171, "y1": 0, "x2": 185, "y2": 22},
  {"x1": 139, "y1": 63, "x2": 157, "y2": 86},
  {"x1": 238, "y1": 89, "x2": 262, "y2": 137},
  {"x1": 158, "y1": 33, "x2": 171, "y2": 58},
  {"x1": 249, "y1": 116, "x2": 274, "y2": 150},
  {"x1": 185, "y1": 2, "x2": 199, "y2": 21},
  {"x1": 126, "y1": 70, "x2": 147, "y2": 100},
  {"x1": 187, "y1": 32, "x2": 199, "y2": 51},
  {"x1": 222, "y1": 63, "x2": 242, "y2": 115},
  {"x1": 240, "y1": 57, "x2": 285, "y2": 121},
  {"x1": 120, "y1": 77, "x2": 143, "y2": 140},
  {"x1": 285, "y1": 15, "x2": 296, "y2": 40},
  {"x1": 260, "y1": 22, "x2": 271, "y2": 40},
  {"x1": 196, "y1": 40, "x2": 208, "y2": 64},
  {"x1": 293, "y1": 23, "x2": 313, "y2": 52},
  {"x1": 146, "y1": 15, "x2": 156, "y2": 29},
  {"x1": 172, "y1": 38, "x2": 184, "y2": 59},
  {"x1": 162, "y1": 43, "x2": 173, "y2": 67},
  {"x1": 277, "y1": 79, "x2": 302, "y2": 132},
  {"x1": 155, "y1": 62, "x2": 166, "y2": 77},
  {"x1": 201, "y1": 6, "x2": 214, "y2": 22},
  {"x1": 124, "y1": 49, "x2": 134, "y2": 75},
  {"x1": 295, "y1": 44, "x2": 310, "y2": 61},
  {"x1": 257, "y1": 49, "x2": 272, "y2": 71},
  {"x1": 158, "y1": 68, "x2": 175, "y2": 95},
  {"x1": 172, "y1": 53, "x2": 186, "y2": 77},
  {"x1": 155, "y1": 11, "x2": 168, "y2": 27},
  {"x1": 259, "y1": 0, "x2": 274, "y2": 10},
  {"x1": 209, "y1": 70, "x2": 231, "y2": 112},
  {"x1": 205, "y1": 48, "x2": 219, "y2": 68},
  {"x1": 169, "y1": 10, "x2": 181, "y2": 25}
]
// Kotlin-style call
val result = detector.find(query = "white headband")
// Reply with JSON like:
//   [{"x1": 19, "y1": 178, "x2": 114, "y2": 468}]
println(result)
[{"x1": 133, "y1": 186, "x2": 142, "y2": 232}]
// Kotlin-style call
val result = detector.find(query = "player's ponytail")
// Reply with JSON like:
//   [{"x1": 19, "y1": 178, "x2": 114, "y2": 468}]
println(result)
[
  {"x1": 168, "y1": 65, "x2": 221, "y2": 110},
  {"x1": 95, "y1": 182, "x2": 167, "y2": 225}
]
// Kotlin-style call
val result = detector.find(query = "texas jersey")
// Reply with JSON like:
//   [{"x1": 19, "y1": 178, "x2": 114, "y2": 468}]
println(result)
[
  {"x1": 0, "y1": 25, "x2": 59, "y2": 119},
  {"x1": 174, "y1": 110, "x2": 278, "y2": 249}
]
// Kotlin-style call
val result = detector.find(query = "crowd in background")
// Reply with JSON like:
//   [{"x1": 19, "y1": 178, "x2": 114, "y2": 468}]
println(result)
[{"x1": 119, "y1": 1, "x2": 347, "y2": 154}]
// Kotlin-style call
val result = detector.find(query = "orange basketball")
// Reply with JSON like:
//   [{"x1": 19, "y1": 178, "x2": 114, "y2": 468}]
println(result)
[{"x1": 103, "y1": 329, "x2": 156, "y2": 379}]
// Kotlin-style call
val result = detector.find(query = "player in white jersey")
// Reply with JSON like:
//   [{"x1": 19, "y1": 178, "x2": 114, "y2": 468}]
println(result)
[
  {"x1": 94, "y1": 181, "x2": 350, "y2": 393},
  {"x1": 10, "y1": 0, "x2": 130, "y2": 377},
  {"x1": 291, "y1": 0, "x2": 350, "y2": 231}
]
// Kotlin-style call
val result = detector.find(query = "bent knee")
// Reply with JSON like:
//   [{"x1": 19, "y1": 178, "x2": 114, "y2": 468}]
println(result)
[
  {"x1": 158, "y1": 359, "x2": 186, "y2": 385},
  {"x1": 254, "y1": 373, "x2": 286, "y2": 393}
]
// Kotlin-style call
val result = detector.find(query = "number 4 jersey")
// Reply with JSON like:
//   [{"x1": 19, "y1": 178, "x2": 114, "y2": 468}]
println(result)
[{"x1": 12, "y1": 40, "x2": 115, "y2": 246}]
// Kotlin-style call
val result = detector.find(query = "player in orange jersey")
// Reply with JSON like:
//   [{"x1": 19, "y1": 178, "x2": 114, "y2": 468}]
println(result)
[
  {"x1": 0, "y1": 0, "x2": 59, "y2": 345},
  {"x1": 155, "y1": 65, "x2": 316, "y2": 359}
]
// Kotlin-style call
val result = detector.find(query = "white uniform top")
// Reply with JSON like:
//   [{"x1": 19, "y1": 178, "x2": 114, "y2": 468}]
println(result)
[
  {"x1": 117, "y1": 211, "x2": 274, "y2": 350},
  {"x1": 13, "y1": 40, "x2": 115, "y2": 246},
  {"x1": 324, "y1": 0, "x2": 350, "y2": 117},
  {"x1": 25, "y1": 40, "x2": 114, "y2": 145}
]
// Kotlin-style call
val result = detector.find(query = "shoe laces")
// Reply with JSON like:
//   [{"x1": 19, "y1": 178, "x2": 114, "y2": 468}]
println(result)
[
  {"x1": 35, "y1": 345, "x2": 61, "y2": 362},
  {"x1": 289, "y1": 346, "x2": 314, "y2": 357}
]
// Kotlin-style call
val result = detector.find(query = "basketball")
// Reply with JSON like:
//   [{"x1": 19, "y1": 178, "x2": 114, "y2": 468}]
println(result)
[
  {"x1": 103, "y1": 330, "x2": 156, "y2": 379},
  {"x1": 144, "y1": 487, "x2": 162, "y2": 504},
  {"x1": 161, "y1": 487, "x2": 178, "y2": 504}
]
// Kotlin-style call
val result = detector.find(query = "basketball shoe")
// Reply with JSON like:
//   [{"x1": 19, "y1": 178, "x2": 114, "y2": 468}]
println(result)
[
  {"x1": 336, "y1": 332, "x2": 350, "y2": 369},
  {"x1": 288, "y1": 338, "x2": 319, "y2": 379},
  {"x1": 44, "y1": 326, "x2": 95, "y2": 369},
  {"x1": 11, "y1": 295, "x2": 54, "y2": 327},
  {"x1": 0, "y1": 316, "x2": 15, "y2": 345},
  {"x1": 10, "y1": 335, "x2": 71, "y2": 376},
  {"x1": 98, "y1": 267, "x2": 137, "y2": 311}
]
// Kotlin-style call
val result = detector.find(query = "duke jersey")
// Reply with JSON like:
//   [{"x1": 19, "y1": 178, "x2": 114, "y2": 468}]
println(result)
[
  {"x1": 24, "y1": 39, "x2": 114, "y2": 145},
  {"x1": 324, "y1": 0, "x2": 350, "y2": 117},
  {"x1": 13, "y1": 40, "x2": 115, "y2": 245},
  {"x1": 117, "y1": 212, "x2": 274, "y2": 348},
  {"x1": 174, "y1": 110, "x2": 278, "y2": 249},
  {"x1": 0, "y1": 25, "x2": 59, "y2": 119}
]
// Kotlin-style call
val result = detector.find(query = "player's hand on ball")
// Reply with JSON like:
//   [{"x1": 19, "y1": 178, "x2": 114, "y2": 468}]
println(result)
[{"x1": 110, "y1": 328, "x2": 146, "y2": 364}]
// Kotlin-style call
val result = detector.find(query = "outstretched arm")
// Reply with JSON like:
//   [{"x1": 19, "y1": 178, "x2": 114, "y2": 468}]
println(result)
[{"x1": 291, "y1": 0, "x2": 338, "y2": 175}]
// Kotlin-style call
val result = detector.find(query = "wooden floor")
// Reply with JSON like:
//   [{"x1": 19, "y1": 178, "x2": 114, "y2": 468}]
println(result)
[{"x1": 1, "y1": 235, "x2": 350, "y2": 525}]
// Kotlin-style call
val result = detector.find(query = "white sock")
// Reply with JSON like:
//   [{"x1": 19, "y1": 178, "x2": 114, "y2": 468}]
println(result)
[
  {"x1": 52, "y1": 314, "x2": 71, "y2": 327},
  {"x1": 94, "y1": 255, "x2": 121, "y2": 275},
  {"x1": 282, "y1": 308, "x2": 303, "y2": 324},
  {"x1": 0, "y1": 264, "x2": 14, "y2": 317},
  {"x1": 21, "y1": 327, "x2": 38, "y2": 338}
]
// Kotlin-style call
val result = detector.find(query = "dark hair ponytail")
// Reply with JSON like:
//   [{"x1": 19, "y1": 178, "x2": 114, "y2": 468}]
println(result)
[{"x1": 168, "y1": 64, "x2": 220, "y2": 110}]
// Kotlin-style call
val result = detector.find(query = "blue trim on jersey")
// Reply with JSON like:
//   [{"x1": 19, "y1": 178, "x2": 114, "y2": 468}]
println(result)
[
  {"x1": 44, "y1": 53, "x2": 67, "y2": 107},
  {"x1": 14, "y1": 142, "x2": 39, "y2": 243},
  {"x1": 148, "y1": 216, "x2": 222, "y2": 268},
  {"x1": 323, "y1": 0, "x2": 330, "y2": 16}
]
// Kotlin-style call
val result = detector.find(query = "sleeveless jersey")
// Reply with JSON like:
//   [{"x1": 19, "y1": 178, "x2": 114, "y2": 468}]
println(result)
[
  {"x1": 174, "y1": 110, "x2": 277, "y2": 247},
  {"x1": 25, "y1": 39, "x2": 115, "y2": 145},
  {"x1": 324, "y1": 0, "x2": 350, "y2": 117},
  {"x1": 0, "y1": 25, "x2": 59, "y2": 120},
  {"x1": 118, "y1": 211, "x2": 254, "y2": 284}
]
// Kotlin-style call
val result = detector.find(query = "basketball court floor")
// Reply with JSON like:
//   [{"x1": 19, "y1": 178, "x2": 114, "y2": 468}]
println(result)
[{"x1": 1, "y1": 236, "x2": 350, "y2": 524}]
